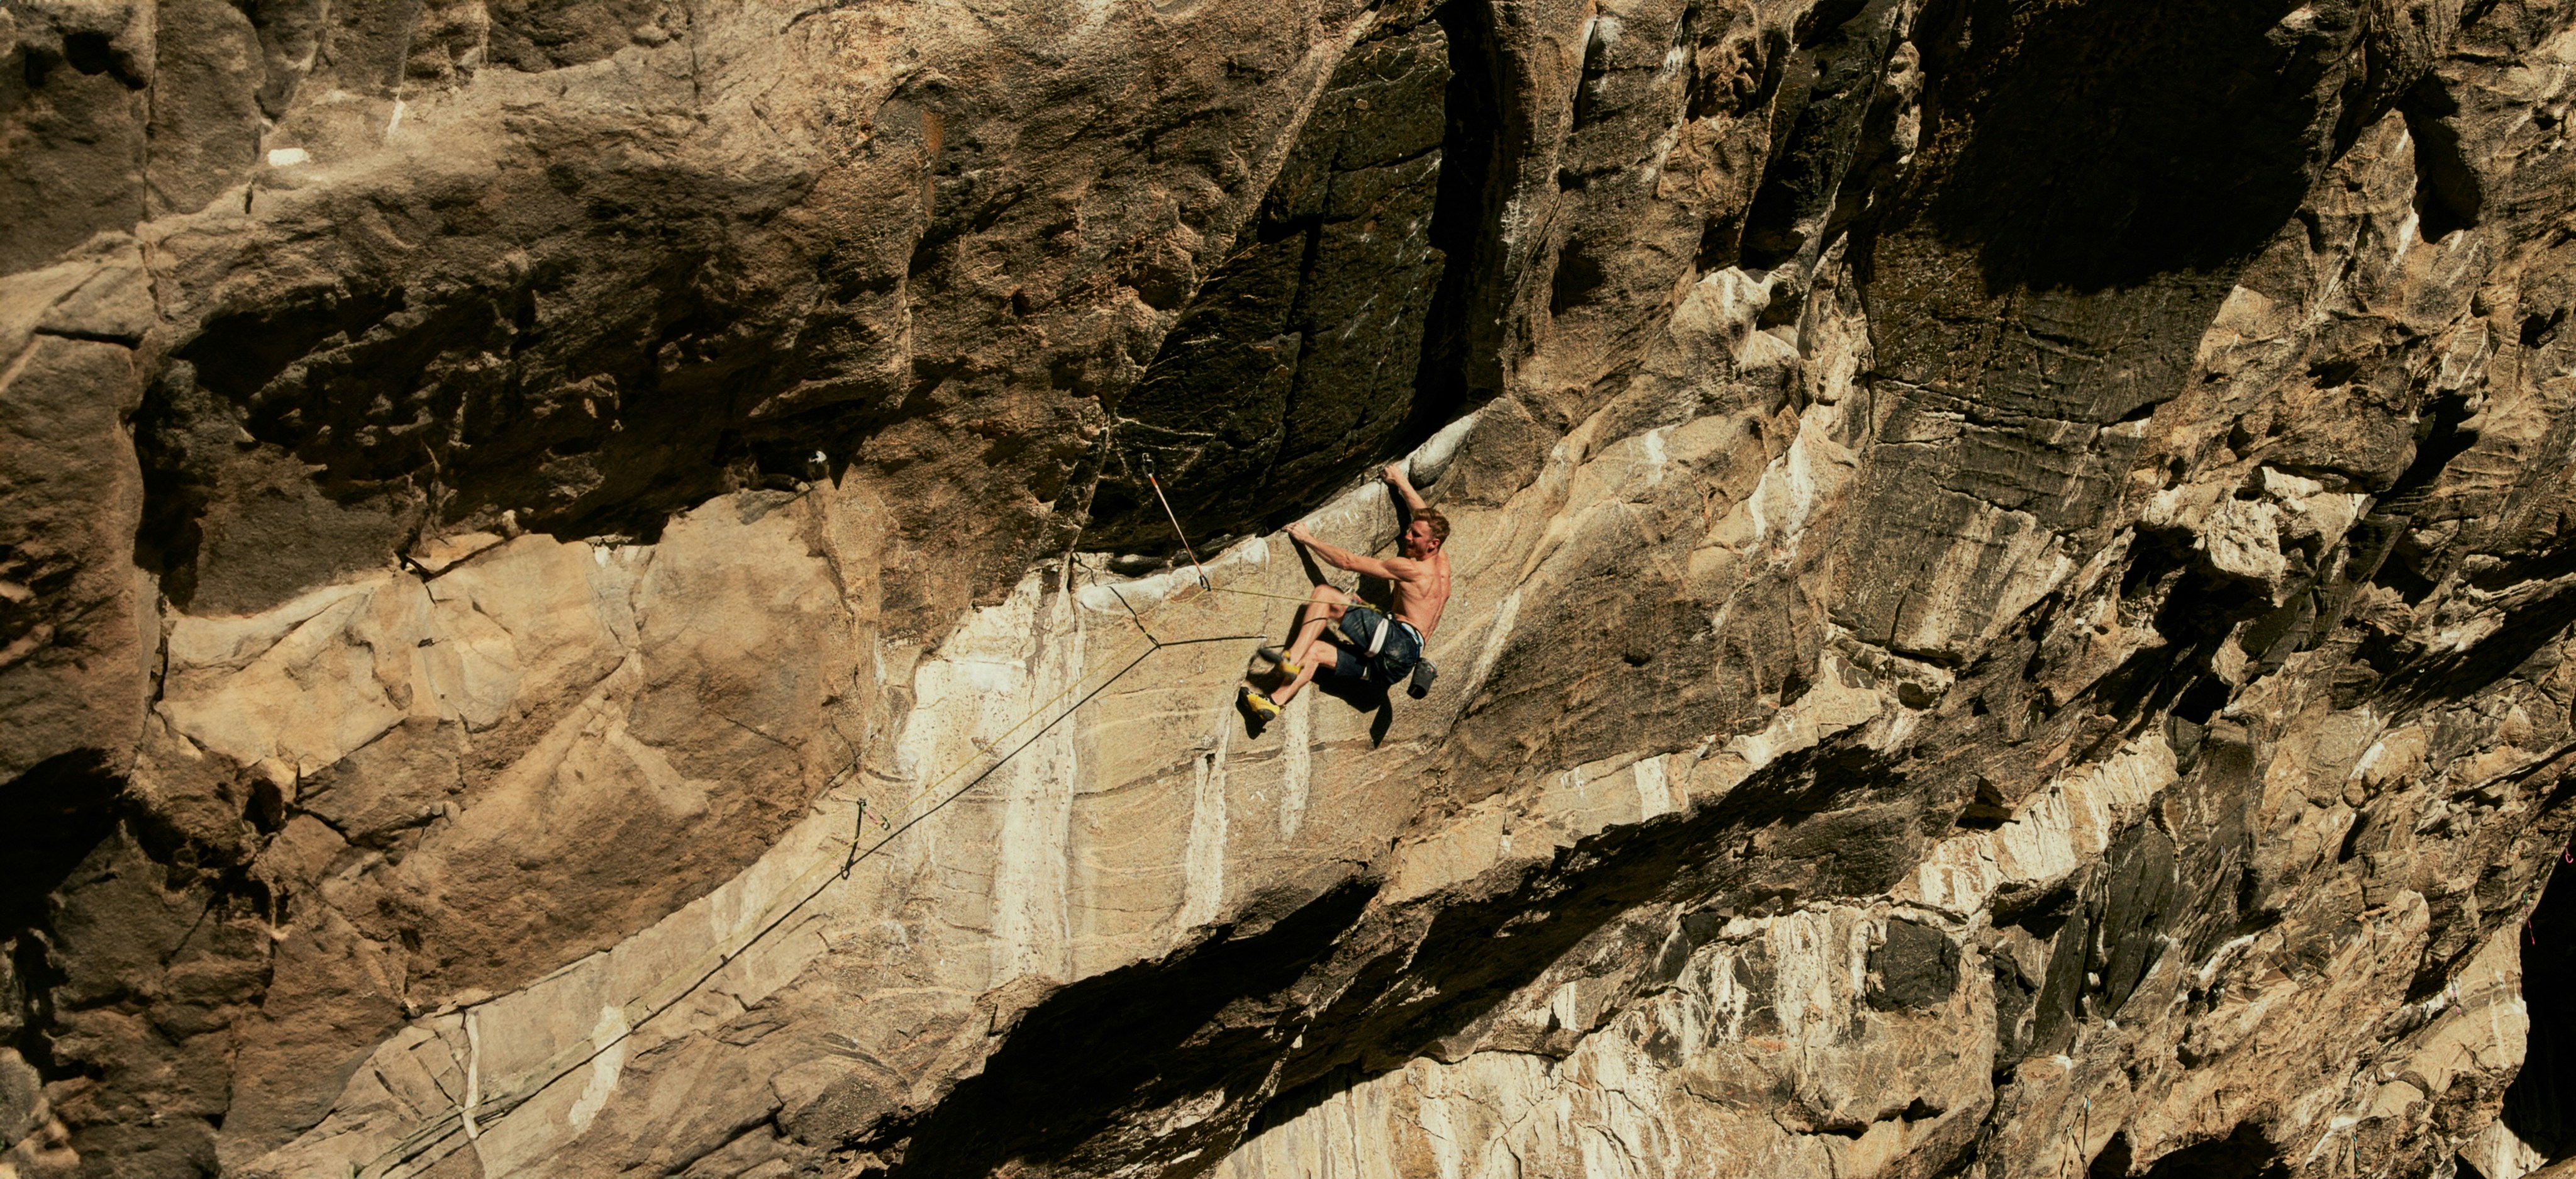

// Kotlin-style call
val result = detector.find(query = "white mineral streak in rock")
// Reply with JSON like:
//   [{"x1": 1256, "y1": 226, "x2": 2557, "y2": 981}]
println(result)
[
  {"x1": 1697, "y1": 267, "x2": 1775, "y2": 352},
  {"x1": 1687, "y1": 649, "x2": 1884, "y2": 796},
  {"x1": 2382, "y1": 925, "x2": 2529, "y2": 1114},
  {"x1": 1898, "y1": 735, "x2": 2179, "y2": 919},
  {"x1": 1279, "y1": 690, "x2": 1314, "y2": 839},
  {"x1": 1179, "y1": 720, "x2": 1233, "y2": 934},
  {"x1": 1407, "y1": 410, "x2": 1482, "y2": 485},
  {"x1": 1074, "y1": 532, "x2": 1272, "y2": 617},
  {"x1": 2204, "y1": 280, "x2": 2281, "y2": 345},
  {"x1": 1992, "y1": 737, "x2": 2178, "y2": 886},
  {"x1": 1459, "y1": 584, "x2": 1525, "y2": 705},
  {"x1": 1897, "y1": 505, "x2": 2075, "y2": 661},
  {"x1": 564, "y1": 1005, "x2": 630, "y2": 1133},
  {"x1": 1632, "y1": 754, "x2": 1675, "y2": 819},
  {"x1": 1740, "y1": 406, "x2": 1851, "y2": 552},
  {"x1": 992, "y1": 578, "x2": 1089, "y2": 985}
]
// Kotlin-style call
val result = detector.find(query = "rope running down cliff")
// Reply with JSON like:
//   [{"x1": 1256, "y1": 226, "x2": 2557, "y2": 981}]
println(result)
[
  {"x1": 352, "y1": 581, "x2": 1267, "y2": 1179},
  {"x1": 352, "y1": 455, "x2": 1379, "y2": 1178}
]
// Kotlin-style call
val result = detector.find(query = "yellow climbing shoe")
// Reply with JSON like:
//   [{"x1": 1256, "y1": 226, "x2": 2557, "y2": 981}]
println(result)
[
  {"x1": 1239, "y1": 684, "x2": 1283, "y2": 722},
  {"x1": 1257, "y1": 645, "x2": 1302, "y2": 676}
]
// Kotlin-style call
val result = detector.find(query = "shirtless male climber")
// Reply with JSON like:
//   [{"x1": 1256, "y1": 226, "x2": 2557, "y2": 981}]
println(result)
[{"x1": 1240, "y1": 463, "x2": 1452, "y2": 723}]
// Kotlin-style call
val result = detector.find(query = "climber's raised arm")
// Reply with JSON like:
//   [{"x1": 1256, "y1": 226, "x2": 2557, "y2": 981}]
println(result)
[{"x1": 1384, "y1": 462, "x2": 1429, "y2": 515}]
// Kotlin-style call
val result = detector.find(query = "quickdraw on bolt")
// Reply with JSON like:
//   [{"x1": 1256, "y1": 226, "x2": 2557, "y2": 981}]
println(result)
[{"x1": 1140, "y1": 452, "x2": 1213, "y2": 591}]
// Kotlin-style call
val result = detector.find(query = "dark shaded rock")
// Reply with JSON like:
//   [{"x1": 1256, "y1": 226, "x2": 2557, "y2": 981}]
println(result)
[
  {"x1": 2505, "y1": 849, "x2": 2576, "y2": 1158},
  {"x1": 1868, "y1": 917, "x2": 1959, "y2": 1010},
  {"x1": 1089, "y1": 11, "x2": 1456, "y2": 550}
]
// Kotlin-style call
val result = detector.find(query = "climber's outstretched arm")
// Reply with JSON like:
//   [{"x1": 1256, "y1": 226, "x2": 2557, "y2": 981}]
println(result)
[{"x1": 1284, "y1": 522, "x2": 1414, "y2": 584}]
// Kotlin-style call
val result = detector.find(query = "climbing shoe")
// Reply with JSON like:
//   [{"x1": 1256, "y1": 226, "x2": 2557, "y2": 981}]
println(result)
[
  {"x1": 1238, "y1": 684, "x2": 1283, "y2": 722},
  {"x1": 1256, "y1": 645, "x2": 1302, "y2": 676}
]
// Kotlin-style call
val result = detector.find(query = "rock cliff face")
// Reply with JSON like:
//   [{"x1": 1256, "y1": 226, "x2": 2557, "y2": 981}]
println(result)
[{"x1": 9, "y1": 0, "x2": 2576, "y2": 1176}]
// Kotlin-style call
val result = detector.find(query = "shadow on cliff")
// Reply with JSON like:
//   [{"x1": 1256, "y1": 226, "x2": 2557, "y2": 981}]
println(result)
[
  {"x1": 1081, "y1": 0, "x2": 1512, "y2": 556},
  {"x1": 1253, "y1": 743, "x2": 1924, "y2": 1110},
  {"x1": 1906, "y1": 0, "x2": 2329, "y2": 293},
  {"x1": 0, "y1": 752, "x2": 122, "y2": 1073},
  {"x1": 879, "y1": 881, "x2": 1379, "y2": 1178},
  {"x1": 2505, "y1": 800, "x2": 2576, "y2": 1161},
  {"x1": 878, "y1": 740, "x2": 1936, "y2": 1175}
]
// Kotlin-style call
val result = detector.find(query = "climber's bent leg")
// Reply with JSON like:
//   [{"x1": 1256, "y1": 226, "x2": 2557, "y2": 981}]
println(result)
[
  {"x1": 1269, "y1": 638, "x2": 1353, "y2": 707},
  {"x1": 1252, "y1": 584, "x2": 1359, "y2": 716},
  {"x1": 1283, "y1": 584, "x2": 1354, "y2": 671}
]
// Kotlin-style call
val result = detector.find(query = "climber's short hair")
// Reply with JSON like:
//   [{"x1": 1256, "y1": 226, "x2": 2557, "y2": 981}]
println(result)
[{"x1": 1413, "y1": 507, "x2": 1450, "y2": 545}]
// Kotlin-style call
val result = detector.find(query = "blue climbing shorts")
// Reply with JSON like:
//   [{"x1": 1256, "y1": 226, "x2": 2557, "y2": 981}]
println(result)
[{"x1": 1326, "y1": 607, "x2": 1423, "y2": 685}]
